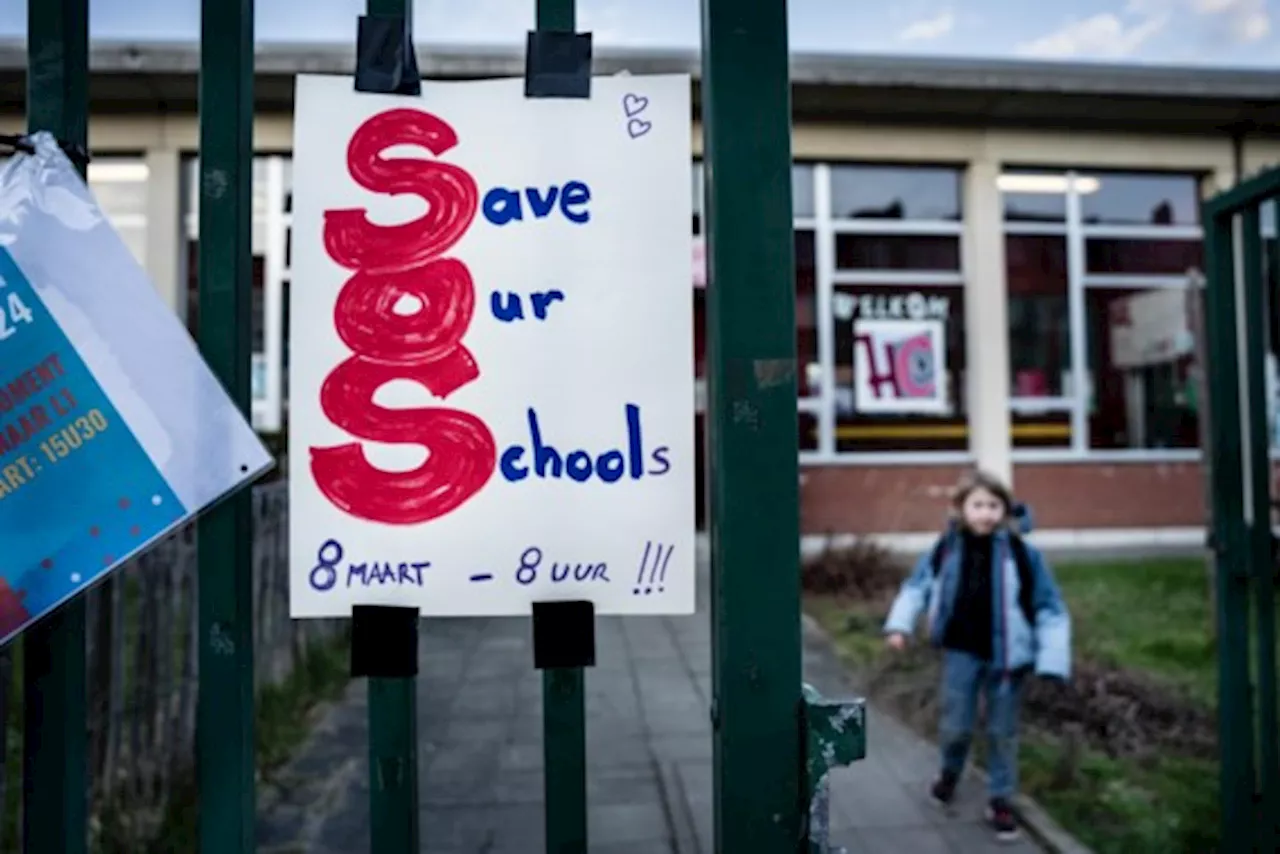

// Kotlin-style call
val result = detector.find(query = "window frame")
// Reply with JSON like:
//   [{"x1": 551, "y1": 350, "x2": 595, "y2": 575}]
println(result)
[
  {"x1": 1005, "y1": 168, "x2": 1206, "y2": 464},
  {"x1": 182, "y1": 151, "x2": 291, "y2": 434},
  {"x1": 813, "y1": 161, "x2": 973, "y2": 466}
]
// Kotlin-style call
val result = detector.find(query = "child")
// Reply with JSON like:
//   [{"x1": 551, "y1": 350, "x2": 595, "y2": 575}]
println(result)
[{"x1": 883, "y1": 469, "x2": 1071, "y2": 843}]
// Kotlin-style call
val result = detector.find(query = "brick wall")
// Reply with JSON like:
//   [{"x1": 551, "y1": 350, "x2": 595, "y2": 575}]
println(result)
[{"x1": 799, "y1": 461, "x2": 1213, "y2": 534}]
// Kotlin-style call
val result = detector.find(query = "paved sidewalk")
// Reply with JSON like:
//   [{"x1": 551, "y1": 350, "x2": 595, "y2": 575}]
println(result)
[{"x1": 258, "y1": 551, "x2": 1047, "y2": 853}]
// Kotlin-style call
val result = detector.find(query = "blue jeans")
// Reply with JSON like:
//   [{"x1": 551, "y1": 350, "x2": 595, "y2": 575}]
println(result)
[{"x1": 939, "y1": 649, "x2": 1023, "y2": 799}]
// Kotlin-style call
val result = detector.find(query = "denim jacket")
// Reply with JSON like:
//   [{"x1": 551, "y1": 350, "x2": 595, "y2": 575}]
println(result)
[{"x1": 882, "y1": 503, "x2": 1072, "y2": 680}]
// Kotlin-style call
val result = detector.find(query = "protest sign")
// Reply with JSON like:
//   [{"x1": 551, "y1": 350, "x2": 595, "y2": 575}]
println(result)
[
  {"x1": 288, "y1": 74, "x2": 695, "y2": 617},
  {"x1": 0, "y1": 133, "x2": 273, "y2": 645}
]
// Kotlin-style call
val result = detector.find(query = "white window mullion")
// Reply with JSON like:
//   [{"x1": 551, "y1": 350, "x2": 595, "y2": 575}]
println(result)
[
  {"x1": 1066, "y1": 171, "x2": 1090, "y2": 457},
  {"x1": 814, "y1": 163, "x2": 836, "y2": 457}
]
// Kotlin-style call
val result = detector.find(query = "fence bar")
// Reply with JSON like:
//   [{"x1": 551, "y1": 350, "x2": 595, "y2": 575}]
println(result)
[
  {"x1": 1202, "y1": 207, "x2": 1256, "y2": 852},
  {"x1": 355, "y1": 2, "x2": 423, "y2": 852},
  {"x1": 196, "y1": 0, "x2": 258, "y2": 850},
  {"x1": 544, "y1": 667, "x2": 587, "y2": 853},
  {"x1": 1240, "y1": 204, "x2": 1279, "y2": 852},
  {"x1": 367, "y1": 673, "x2": 419, "y2": 852},
  {"x1": 525, "y1": 1, "x2": 590, "y2": 851},
  {"x1": 22, "y1": 1, "x2": 89, "y2": 851},
  {"x1": 700, "y1": 0, "x2": 805, "y2": 850}
]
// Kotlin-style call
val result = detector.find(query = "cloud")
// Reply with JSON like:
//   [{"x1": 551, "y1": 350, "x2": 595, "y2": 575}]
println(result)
[
  {"x1": 898, "y1": 10, "x2": 955, "y2": 42},
  {"x1": 1130, "y1": 0, "x2": 1271, "y2": 43},
  {"x1": 1015, "y1": 10, "x2": 1169, "y2": 58},
  {"x1": 1191, "y1": 0, "x2": 1271, "y2": 41}
]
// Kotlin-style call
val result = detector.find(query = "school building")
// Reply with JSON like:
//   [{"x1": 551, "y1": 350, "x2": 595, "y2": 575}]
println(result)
[{"x1": 2, "y1": 40, "x2": 1278, "y2": 551}]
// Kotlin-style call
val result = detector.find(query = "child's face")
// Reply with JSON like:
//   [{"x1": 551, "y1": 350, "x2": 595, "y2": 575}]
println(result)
[{"x1": 960, "y1": 487, "x2": 1005, "y2": 535}]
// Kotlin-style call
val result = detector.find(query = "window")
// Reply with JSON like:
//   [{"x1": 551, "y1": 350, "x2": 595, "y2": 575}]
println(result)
[
  {"x1": 692, "y1": 161, "x2": 817, "y2": 451},
  {"x1": 88, "y1": 158, "x2": 149, "y2": 267},
  {"x1": 832, "y1": 283, "x2": 966, "y2": 453},
  {"x1": 183, "y1": 155, "x2": 291, "y2": 433},
  {"x1": 1006, "y1": 223, "x2": 1072, "y2": 449},
  {"x1": 1007, "y1": 235, "x2": 1069, "y2": 398},
  {"x1": 1003, "y1": 169, "x2": 1204, "y2": 456},
  {"x1": 830, "y1": 165, "x2": 961, "y2": 221},
  {"x1": 829, "y1": 164, "x2": 967, "y2": 456},
  {"x1": 1080, "y1": 173, "x2": 1200, "y2": 227},
  {"x1": 1086, "y1": 287, "x2": 1197, "y2": 450}
]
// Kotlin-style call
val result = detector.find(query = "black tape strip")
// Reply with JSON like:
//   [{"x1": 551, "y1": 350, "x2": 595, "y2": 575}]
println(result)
[
  {"x1": 524, "y1": 30, "x2": 593, "y2": 99},
  {"x1": 0, "y1": 134, "x2": 90, "y2": 171},
  {"x1": 351, "y1": 604, "x2": 419, "y2": 678},
  {"x1": 354, "y1": 14, "x2": 421, "y2": 96},
  {"x1": 532, "y1": 599, "x2": 596, "y2": 669},
  {"x1": 0, "y1": 134, "x2": 35, "y2": 155}
]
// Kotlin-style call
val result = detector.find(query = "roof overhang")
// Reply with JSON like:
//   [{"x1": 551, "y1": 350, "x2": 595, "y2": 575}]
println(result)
[{"x1": 1, "y1": 40, "x2": 1278, "y2": 134}]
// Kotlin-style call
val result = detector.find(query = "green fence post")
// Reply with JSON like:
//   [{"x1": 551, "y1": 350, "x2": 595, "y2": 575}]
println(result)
[
  {"x1": 367, "y1": 670, "x2": 419, "y2": 852},
  {"x1": 700, "y1": 0, "x2": 804, "y2": 850},
  {"x1": 527, "y1": 6, "x2": 589, "y2": 850},
  {"x1": 1241, "y1": 203, "x2": 1279, "y2": 852},
  {"x1": 543, "y1": 667, "x2": 587, "y2": 853},
  {"x1": 1201, "y1": 205, "x2": 1257, "y2": 852},
  {"x1": 356, "y1": 3, "x2": 423, "y2": 851},
  {"x1": 21, "y1": 2, "x2": 89, "y2": 852},
  {"x1": 197, "y1": 0, "x2": 257, "y2": 851}
]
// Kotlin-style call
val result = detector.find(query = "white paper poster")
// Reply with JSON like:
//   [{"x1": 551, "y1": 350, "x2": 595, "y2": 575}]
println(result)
[
  {"x1": 852, "y1": 318, "x2": 947, "y2": 414},
  {"x1": 1109, "y1": 288, "x2": 1193, "y2": 370},
  {"x1": 288, "y1": 74, "x2": 695, "y2": 617}
]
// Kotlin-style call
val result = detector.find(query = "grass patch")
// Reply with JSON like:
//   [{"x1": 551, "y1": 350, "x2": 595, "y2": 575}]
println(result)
[
  {"x1": 805, "y1": 553, "x2": 1269, "y2": 854},
  {"x1": 128, "y1": 629, "x2": 353, "y2": 854},
  {"x1": 0, "y1": 627, "x2": 353, "y2": 854},
  {"x1": 1019, "y1": 739, "x2": 1218, "y2": 854},
  {"x1": 1055, "y1": 558, "x2": 1218, "y2": 705},
  {"x1": 256, "y1": 633, "x2": 352, "y2": 775}
]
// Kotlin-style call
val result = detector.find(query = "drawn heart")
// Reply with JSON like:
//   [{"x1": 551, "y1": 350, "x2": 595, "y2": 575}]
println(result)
[
  {"x1": 627, "y1": 118, "x2": 652, "y2": 139},
  {"x1": 622, "y1": 93, "x2": 649, "y2": 117}
]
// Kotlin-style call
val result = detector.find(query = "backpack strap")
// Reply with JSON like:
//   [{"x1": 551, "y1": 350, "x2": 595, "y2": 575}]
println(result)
[
  {"x1": 1008, "y1": 533, "x2": 1037, "y2": 627},
  {"x1": 929, "y1": 534, "x2": 949, "y2": 577}
]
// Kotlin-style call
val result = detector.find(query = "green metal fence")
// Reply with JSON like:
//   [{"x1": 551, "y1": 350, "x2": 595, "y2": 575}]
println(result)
[
  {"x1": 16, "y1": 0, "x2": 865, "y2": 851},
  {"x1": 1201, "y1": 168, "x2": 1280, "y2": 853},
  {"x1": 24, "y1": 2, "x2": 89, "y2": 852}
]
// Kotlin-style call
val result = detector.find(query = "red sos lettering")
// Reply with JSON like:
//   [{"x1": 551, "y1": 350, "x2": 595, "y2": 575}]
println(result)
[{"x1": 312, "y1": 108, "x2": 496, "y2": 525}]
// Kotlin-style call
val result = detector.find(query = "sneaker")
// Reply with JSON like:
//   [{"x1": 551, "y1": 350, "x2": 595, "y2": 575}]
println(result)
[
  {"x1": 985, "y1": 798, "x2": 1020, "y2": 843},
  {"x1": 929, "y1": 771, "x2": 959, "y2": 809}
]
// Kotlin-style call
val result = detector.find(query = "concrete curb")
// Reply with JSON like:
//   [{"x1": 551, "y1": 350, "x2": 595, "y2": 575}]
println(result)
[
  {"x1": 1010, "y1": 792, "x2": 1095, "y2": 854},
  {"x1": 799, "y1": 613, "x2": 1096, "y2": 854}
]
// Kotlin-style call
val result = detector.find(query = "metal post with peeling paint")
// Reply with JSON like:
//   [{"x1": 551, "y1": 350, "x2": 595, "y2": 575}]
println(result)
[
  {"x1": 802, "y1": 682, "x2": 867, "y2": 853},
  {"x1": 196, "y1": 0, "x2": 258, "y2": 850},
  {"x1": 700, "y1": 0, "x2": 807, "y2": 847}
]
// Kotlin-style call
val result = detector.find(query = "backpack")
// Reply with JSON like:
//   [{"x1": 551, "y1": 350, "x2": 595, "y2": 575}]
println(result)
[{"x1": 930, "y1": 533, "x2": 1037, "y2": 628}]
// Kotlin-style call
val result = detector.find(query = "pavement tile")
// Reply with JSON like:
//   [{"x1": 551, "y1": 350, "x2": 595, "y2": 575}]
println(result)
[{"x1": 258, "y1": 556, "x2": 1052, "y2": 853}]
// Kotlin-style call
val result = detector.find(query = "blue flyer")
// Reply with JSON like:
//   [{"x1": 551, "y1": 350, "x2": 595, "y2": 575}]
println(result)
[{"x1": 0, "y1": 133, "x2": 272, "y2": 644}]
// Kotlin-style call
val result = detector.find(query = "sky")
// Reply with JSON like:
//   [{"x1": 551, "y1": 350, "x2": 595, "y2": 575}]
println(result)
[{"x1": 0, "y1": 0, "x2": 1278, "y2": 67}]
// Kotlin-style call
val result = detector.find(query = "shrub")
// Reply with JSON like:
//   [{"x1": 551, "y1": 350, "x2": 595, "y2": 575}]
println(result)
[{"x1": 801, "y1": 536, "x2": 909, "y2": 599}]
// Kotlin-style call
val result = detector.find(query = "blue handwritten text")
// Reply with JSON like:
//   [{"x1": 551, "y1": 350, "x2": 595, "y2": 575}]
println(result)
[
  {"x1": 499, "y1": 403, "x2": 670, "y2": 484},
  {"x1": 490, "y1": 289, "x2": 565, "y2": 323},
  {"x1": 308, "y1": 539, "x2": 428, "y2": 592},
  {"x1": 515, "y1": 546, "x2": 610, "y2": 586},
  {"x1": 482, "y1": 181, "x2": 592, "y2": 226}
]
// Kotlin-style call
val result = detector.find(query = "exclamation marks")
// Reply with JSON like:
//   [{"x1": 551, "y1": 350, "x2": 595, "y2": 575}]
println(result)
[{"x1": 633, "y1": 541, "x2": 674, "y2": 595}]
